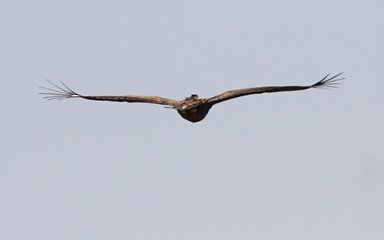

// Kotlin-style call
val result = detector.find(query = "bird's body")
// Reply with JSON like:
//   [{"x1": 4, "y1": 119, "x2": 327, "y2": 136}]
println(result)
[
  {"x1": 176, "y1": 95, "x2": 212, "y2": 122},
  {"x1": 40, "y1": 73, "x2": 344, "y2": 123}
]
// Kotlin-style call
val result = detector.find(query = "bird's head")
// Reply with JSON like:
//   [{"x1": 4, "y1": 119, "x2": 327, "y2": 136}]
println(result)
[{"x1": 185, "y1": 94, "x2": 199, "y2": 100}]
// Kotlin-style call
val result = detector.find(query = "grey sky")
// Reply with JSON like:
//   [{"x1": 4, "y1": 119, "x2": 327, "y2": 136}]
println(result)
[{"x1": 1, "y1": 0, "x2": 383, "y2": 239}]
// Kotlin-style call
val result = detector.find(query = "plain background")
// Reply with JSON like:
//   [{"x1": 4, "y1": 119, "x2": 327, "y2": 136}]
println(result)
[{"x1": 1, "y1": 0, "x2": 383, "y2": 239}]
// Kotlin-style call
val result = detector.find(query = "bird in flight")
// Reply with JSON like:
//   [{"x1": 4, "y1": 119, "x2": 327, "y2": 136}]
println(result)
[{"x1": 40, "y1": 73, "x2": 344, "y2": 123}]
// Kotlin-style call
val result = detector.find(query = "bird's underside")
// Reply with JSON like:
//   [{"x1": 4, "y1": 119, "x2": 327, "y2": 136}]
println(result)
[{"x1": 40, "y1": 73, "x2": 344, "y2": 123}]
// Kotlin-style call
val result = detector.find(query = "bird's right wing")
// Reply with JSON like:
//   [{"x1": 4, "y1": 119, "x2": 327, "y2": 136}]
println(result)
[
  {"x1": 206, "y1": 73, "x2": 344, "y2": 106},
  {"x1": 39, "y1": 80, "x2": 181, "y2": 107}
]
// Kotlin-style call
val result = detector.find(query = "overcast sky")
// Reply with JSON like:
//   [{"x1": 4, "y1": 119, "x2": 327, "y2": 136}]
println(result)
[{"x1": 1, "y1": 0, "x2": 383, "y2": 239}]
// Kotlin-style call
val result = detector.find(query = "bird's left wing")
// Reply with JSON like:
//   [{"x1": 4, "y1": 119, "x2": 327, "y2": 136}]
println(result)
[
  {"x1": 39, "y1": 80, "x2": 181, "y2": 107},
  {"x1": 205, "y1": 73, "x2": 344, "y2": 106}
]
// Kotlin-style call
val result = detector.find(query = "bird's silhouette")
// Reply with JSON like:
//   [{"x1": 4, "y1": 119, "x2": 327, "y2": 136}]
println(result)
[{"x1": 40, "y1": 73, "x2": 344, "y2": 122}]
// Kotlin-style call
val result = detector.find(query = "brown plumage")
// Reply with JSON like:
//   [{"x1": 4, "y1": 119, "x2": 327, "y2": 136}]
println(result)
[{"x1": 40, "y1": 73, "x2": 344, "y2": 123}]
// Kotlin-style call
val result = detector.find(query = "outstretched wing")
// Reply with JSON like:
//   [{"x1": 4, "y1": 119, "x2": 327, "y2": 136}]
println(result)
[
  {"x1": 206, "y1": 73, "x2": 344, "y2": 105},
  {"x1": 39, "y1": 80, "x2": 181, "y2": 107}
]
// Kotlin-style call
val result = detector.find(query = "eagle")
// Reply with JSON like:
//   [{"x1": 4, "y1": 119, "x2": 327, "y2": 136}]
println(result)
[{"x1": 40, "y1": 73, "x2": 344, "y2": 123}]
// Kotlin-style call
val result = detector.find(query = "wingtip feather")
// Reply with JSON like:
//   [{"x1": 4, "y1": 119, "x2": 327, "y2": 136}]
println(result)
[
  {"x1": 39, "y1": 80, "x2": 81, "y2": 100},
  {"x1": 312, "y1": 72, "x2": 345, "y2": 90}
]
